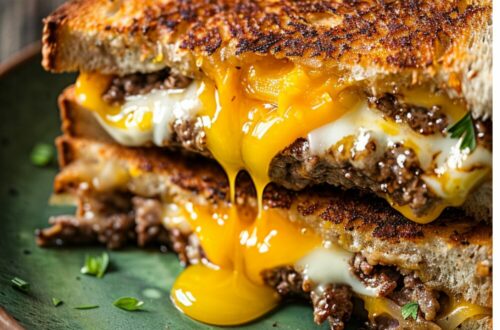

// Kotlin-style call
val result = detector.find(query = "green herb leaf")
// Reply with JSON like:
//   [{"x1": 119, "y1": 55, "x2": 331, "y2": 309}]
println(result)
[
  {"x1": 81, "y1": 253, "x2": 109, "y2": 278},
  {"x1": 52, "y1": 297, "x2": 63, "y2": 307},
  {"x1": 30, "y1": 143, "x2": 54, "y2": 167},
  {"x1": 11, "y1": 277, "x2": 29, "y2": 292},
  {"x1": 74, "y1": 305, "x2": 99, "y2": 310},
  {"x1": 113, "y1": 297, "x2": 144, "y2": 311},
  {"x1": 401, "y1": 302, "x2": 419, "y2": 320},
  {"x1": 447, "y1": 113, "x2": 477, "y2": 152}
]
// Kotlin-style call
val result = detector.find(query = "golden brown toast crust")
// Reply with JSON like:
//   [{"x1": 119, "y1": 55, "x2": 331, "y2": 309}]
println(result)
[
  {"x1": 43, "y1": 0, "x2": 489, "y2": 70},
  {"x1": 42, "y1": 0, "x2": 492, "y2": 117}
]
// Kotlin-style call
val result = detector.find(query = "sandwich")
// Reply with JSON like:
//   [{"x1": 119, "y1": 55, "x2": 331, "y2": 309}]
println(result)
[{"x1": 37, "y1": 0, "x2": 493, "y2": 328}]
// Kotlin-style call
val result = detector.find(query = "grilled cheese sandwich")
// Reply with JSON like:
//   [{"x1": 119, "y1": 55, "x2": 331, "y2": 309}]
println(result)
[{"x1": 39, "y1": 0, "x2": 493, "y2": 328}]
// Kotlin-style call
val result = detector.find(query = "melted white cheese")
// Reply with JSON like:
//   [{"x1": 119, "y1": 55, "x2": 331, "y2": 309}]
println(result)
[
  {"x1": 307, "y1": 101, "x2": 491, "y2": 201},
  {"x1": 296, "y1": 244, "x2": 377, "y2": 297},
  {"x1": 96, "y1": 82, "x2": 201, "y2": 147}
]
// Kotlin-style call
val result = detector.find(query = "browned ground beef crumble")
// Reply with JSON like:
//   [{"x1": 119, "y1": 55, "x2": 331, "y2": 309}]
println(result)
[
  {"x1": 101, "y1": 69, "x2": 192, "y2": 105},
  {"x1": 270, "y1": 138, "x2": 435, "y2": 217},
  {"x1": 38, "y1": 192, "x2": 444, "y2": 329},
  {"x1": 368, "y1": 93, "x2": 449, "y2": 136}
]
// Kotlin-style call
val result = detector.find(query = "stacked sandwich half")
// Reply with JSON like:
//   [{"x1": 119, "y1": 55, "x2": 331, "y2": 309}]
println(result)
[{"x1": 37, "y1": 0, "x2": 492, "y2": 329}]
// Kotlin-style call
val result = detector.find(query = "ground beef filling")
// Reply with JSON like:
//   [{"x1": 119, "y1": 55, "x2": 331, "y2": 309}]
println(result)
[
  {"x1": 36, "y1": 190, "x2": 202, "y2": 265},
  {"x1": 262, "y1": 253, "x2": 443, "y2": 329},
  {"x1": 261, "y1": 267, "x2": 353, "y2": 330},
  {"x1": 101, "y1": 69, "x2": 192, "y2": 105},
  {"x1": 270, "y1": 138, "x2": 435, "y2": 217},
  {"x1": 475, "y1": 119, "x2": 492, "y2": 150},
  {"x1": 351, "y1": 254, "x2": 441, "y2": 322},
  {"x1": 368, "y1": 93, "x2": 449, "y2": 136}
]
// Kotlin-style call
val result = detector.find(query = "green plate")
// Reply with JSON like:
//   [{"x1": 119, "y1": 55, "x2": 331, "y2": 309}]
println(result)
[{"x1": 0, "y1": 50, "x2": 334, "y2": 330}]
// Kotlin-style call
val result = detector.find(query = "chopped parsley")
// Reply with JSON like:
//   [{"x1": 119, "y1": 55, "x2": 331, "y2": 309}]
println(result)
[
  {"x1": 11, "y1": 277, "x2": 29, "y2": 292},
  {"x1": 401, "y1": 301, "x2": 419, "y2": 320},
  {"x1": 52, "y1": 297, "x2": 63, "y2": 307},
  {"x1": 30, "y1": 143, "x2": 54, "y2": 166},
  {"x1": 74, "y1": 305, "x2": 99, "y2": 310},
  {"x1": 447, "y1": 112, "x2": 477, "y2": 152},
  {"x1": 81, "y1": 253, "x2": 109, "y2": 278},
  {"x1": 113, "y1": 297, "x2": 144, "y2": 311}
]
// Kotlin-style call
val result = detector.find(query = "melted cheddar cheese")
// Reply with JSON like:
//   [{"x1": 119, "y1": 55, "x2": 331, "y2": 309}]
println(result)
[
  {"x1": 436, "y1": 298, "x2": 492, "y2": 329},
  {"x1": 197, "y1": 55, "x2": 360, "y2": 205},
  {"x1": 170, "y1": 202, "x2": 321, "y2": 325},
  {"x1": 363, "y1": 295, "x2": 491, "y2": 330}
]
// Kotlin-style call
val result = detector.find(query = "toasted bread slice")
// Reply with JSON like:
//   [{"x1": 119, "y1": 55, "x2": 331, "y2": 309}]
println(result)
[
  {"x1": 42, "y1": 0, "x2": 492, "y2": 118},
  {"x1": 49, "y1": 135, "x2": 491, "y2": 313}
]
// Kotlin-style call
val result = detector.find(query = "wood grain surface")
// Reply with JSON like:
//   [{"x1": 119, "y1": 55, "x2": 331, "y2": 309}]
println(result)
[{"x1": 0, "y1": 0, "x2": 65, "y2": 62}]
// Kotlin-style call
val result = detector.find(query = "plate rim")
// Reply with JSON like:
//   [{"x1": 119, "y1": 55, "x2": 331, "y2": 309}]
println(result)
[{"x1": 0, "y1": 42, "x2": 41, "y2": 78}]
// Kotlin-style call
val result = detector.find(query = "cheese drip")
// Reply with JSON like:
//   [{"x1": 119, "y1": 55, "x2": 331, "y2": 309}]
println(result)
[
  {"x1": 170, "y1": 202, "x2": 322, "y2": 325},
  {"x1": 170, "y1": 58, "x2": 369, "y2": 325},
  {"x1": 197, "y1": 55, "x2": 359, "y2": 206}
]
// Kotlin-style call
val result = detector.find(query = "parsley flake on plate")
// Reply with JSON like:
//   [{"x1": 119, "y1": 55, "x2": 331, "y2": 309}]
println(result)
[
  {"x1": 31, "y1": 143, "x2": 54, "y2": 167},
  {"x1": 11, "y1": 277, "x2": 29, "y2": 292},
  {"x1": 74, "y1": 305, "x2": 99, "y2": 310},
  {"x1": 113, "y1": 297, "x2": 144, "y2": 311},
  {"x1": 81, "y1": 252, "x2": 109, "y2": 278},
  {"x1": 52, "y1": 297, "x2": 63, "y2": 307}
]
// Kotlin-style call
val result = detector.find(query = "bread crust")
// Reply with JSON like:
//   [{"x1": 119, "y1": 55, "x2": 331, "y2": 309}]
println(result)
[{"x1": 42, "y1": 0, "x2": 492, "y2": 117}]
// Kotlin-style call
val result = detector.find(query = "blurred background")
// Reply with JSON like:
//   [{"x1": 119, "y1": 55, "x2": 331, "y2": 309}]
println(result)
[{"x1": 0, "y1": 0, "x2": 65, "y2": 63}]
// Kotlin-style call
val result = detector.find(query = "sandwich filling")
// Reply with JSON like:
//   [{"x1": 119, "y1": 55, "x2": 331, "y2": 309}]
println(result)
[
  {"x1": 39, "y1": 137, "x2": 492, "y2": 328},
  {"x1": 75, "y1": 54, "x2": 491, "y2": 223}
]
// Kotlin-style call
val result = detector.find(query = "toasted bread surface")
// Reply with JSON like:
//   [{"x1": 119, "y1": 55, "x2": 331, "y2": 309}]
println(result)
[{"x1": 43, "y1": 0, "x2": 492, "y2": 117}]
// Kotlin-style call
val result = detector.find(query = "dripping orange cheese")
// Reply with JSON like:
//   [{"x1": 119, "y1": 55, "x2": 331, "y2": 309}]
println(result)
[
  {"x1": 170, "y1": 202, "x2": 322, "y2": 325},
  {"x1": 197, "y1": 55, "x2": 360, "y2": 205}
]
